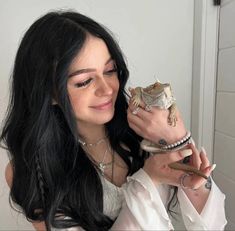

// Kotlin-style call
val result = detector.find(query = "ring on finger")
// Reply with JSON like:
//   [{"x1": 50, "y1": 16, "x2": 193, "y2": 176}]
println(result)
[
  {"x1": 180, "y1": 173, "x2": 197, "y2": 191},
  {"x1": 132, "y1": 107, "x2": 140, "y2": 115}
]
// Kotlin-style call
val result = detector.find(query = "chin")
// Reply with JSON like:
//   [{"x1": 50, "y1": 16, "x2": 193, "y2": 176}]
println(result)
[{"x1": 95, "y1": 111, "x2": 115, "y2": 125}]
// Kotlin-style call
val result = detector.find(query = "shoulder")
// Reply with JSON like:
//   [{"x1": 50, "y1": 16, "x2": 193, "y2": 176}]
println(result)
[{"x1": 5, "y1": 161, "x2": 13, "y2": 188}]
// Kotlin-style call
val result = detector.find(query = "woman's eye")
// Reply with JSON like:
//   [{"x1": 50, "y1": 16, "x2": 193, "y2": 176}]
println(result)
[
  {"x1": 75, "y1": 78, "x2": 93, "y2": 88},
  {"x1": 105, "y1": 68, "x2": 117, "y2": 75}
]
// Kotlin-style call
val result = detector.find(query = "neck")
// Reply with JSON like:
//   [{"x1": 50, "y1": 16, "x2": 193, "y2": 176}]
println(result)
[{"x1": 77, "y1": 122, "x2": 107, "y2": 144}]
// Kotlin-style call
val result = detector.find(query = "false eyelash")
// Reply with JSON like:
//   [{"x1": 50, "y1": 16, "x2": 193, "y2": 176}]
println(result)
[
  {"x1": 75, "y1": 78, "x2": 92, "y2": 88},
  {"x1": 105, "y1": 68, "x2": 117, "y2": 74}
]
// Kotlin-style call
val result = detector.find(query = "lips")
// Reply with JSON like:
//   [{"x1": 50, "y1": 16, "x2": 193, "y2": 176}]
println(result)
[{"x1": 90, "y1": 100, "x2": 113, "y2": 110}]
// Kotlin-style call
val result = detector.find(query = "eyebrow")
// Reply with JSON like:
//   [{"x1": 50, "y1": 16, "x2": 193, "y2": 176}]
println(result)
[{"x1": 68, "y1": 57, "x2": 113, "y2": 78}]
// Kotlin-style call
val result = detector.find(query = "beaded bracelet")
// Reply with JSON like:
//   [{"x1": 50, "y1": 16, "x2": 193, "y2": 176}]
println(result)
[
  {"x1": 140, "y1": 131, "x2": 192, "y2": 154},
  {"x1": 161, "y1": 131, "x2": 191, "y2": 150}
]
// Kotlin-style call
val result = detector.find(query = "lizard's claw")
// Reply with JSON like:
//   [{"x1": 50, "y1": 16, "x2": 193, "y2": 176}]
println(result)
[
  {"x1": 132, "y1": 96, "x2": 141, "y2": 107},
  {"x1": 168, "y1": 114, "x2": 177, "y2": 127}
]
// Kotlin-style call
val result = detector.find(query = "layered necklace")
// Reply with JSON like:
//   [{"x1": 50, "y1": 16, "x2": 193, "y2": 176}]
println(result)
[
  {"x1": 78, "y1": 137, "x2": 115, "y2": 177},
  {"x1": 78, "y1": 137, "x2": 106, "y2": 147}
]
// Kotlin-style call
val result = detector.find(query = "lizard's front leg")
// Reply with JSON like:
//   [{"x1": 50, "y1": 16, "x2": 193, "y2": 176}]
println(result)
[
  {"x1": 168, "y1": 103, "x2": 177, "y2": 127},
  {"x1": 129, "y1": 87, "x2": 142, "y2": 107}
]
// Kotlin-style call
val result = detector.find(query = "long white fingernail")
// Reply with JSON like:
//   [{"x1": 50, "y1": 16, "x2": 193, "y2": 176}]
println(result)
[
  {"x1": 191, "y1": 138, "x2": 195, "y2": 146},
  {"x1": 201, "y1": 147, "x2": 207, "y2": 155},
  {"x1": 180, "y1": 149, "x2": 193, "y2": 157},
  {"x1": 211, "y1": 164, "x2": 216, "y2": 171}
]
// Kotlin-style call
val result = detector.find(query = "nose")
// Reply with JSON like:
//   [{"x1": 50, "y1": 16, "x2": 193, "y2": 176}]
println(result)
[{"x1": 95, "y1": 77, "x2": 113, "y2": 97}]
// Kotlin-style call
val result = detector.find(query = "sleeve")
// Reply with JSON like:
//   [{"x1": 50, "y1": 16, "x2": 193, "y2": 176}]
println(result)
[
  {"x1": 111, "y1": 168, "x2": 174, "y2": 230},
  {"x1": 177, "y1": 178, "x2": 227, "y2": 230},
  {"x1": 54, "y1": 169, "x2": 173, "y2": 231}
]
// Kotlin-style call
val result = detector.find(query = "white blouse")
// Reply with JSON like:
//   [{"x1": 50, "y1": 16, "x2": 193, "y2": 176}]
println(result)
[
  {"x1": 111, "y1": 169, "x2": 227, "y2": 230},
  {"x1": 56, "y1": 168, "x2": 227, "y2": 230},
  {"x1": 100, "y1": 175, "x2": 124, "y2": 220}
]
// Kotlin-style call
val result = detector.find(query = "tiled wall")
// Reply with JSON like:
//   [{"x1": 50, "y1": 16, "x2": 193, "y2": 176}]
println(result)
[{"x1": 213, "y1": 0, "x2": 235, "y2": 229}]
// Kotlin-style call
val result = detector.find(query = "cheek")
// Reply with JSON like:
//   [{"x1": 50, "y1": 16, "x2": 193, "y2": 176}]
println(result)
[
  {"x1": 68, "y1": 91, "x2": 85, "y2": 115},
  {"x1": 112, "y1": 78, "x2": 120, "y2": 95}
]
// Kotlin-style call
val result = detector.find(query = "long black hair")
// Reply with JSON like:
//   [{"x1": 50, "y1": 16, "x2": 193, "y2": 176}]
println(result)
[
  {"x1": 0, "y1": 10, "x2": 146, "y2": 230},
  {"x1": 1, "y1": 10, "x2": 177, "y2": 230}
]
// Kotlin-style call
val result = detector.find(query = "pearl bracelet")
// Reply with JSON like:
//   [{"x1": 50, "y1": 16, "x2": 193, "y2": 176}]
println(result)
[
  {"x1": 161, "y1": 131, "x2": 191, "y2": 150},
  {"x1": 140, "y1": 131, "x2": 192, "y2": 154}
]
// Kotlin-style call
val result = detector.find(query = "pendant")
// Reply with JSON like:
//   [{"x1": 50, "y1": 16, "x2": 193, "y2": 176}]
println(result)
[{"x1": 98, "y1": 162, "x2": 106, "y2": 175}]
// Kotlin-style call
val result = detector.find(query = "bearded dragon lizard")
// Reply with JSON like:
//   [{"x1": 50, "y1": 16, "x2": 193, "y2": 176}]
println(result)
[
  {"x1": 129, "y1": 81, "x2": 207, "y2": 179},
  {"x1": 130, "y1": 81, "x2": 177, "y2": 126}
]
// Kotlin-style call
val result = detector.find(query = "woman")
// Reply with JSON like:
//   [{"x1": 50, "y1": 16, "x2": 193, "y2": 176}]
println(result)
[{"x1": 1, "y1": 10, "x2": 226, "y2": 230}]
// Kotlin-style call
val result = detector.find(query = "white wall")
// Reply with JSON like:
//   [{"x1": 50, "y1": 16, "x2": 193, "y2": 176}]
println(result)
[
  {"x1": 0, "y1": 0, "x2": 194, "y2": 229},
  {"x1": 213, "y1": 0, "x2": 235, "y2": 229}
]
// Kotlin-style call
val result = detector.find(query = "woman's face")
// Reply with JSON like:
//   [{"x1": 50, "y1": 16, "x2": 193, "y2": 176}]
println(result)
[{"x1": 67, "y1": 35, "x2": 120, "y2": 127}]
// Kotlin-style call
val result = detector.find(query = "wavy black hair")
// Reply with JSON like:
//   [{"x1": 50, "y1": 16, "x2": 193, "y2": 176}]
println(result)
[{"x1": 0, "y1": 10, "x2": 177, "y2": 231}]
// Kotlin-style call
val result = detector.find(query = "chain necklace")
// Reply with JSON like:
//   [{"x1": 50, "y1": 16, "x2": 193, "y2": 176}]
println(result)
[
  {"x1": 78, "y1": 137, "x2": 107, "y2": 147},
  {"x1": 78, "y1": 136, "x2": 115, "y2": 181},
  {"x1": 84, "y1": 143, "x2": 114, "y2": 177}
]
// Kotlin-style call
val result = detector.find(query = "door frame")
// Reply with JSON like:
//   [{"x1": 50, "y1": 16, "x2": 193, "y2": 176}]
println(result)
[{"x1": 191, "y1": 0, "x2": 220, "y2": 162}]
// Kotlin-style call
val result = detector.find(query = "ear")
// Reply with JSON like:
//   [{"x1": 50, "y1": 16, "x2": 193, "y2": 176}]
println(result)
[{"x1": 5, "y1": 161, "x2": 13, "y2": 188}]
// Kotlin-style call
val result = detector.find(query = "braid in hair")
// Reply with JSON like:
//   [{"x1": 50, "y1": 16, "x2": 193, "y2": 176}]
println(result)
[{"x1": 35, "y1": 154, "x2": 50, "y2": 230}]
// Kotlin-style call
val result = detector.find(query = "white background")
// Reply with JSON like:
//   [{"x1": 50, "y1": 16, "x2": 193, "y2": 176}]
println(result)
[
  {"x1": 0, "y1": 0, "x2": 194, "y2": 229},
  {"x1": 213, "y1": 0, "x2": 235, "y2": 229}
]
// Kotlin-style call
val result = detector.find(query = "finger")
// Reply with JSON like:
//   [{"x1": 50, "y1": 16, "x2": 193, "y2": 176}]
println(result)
[
  {"x1": 161, "y1": 149, "x2": 193, "y2": 164},
  {"x1": 188, "y1": 143, "x2": 201, "y2": 169},
  {"x1": 201, "y1": 161, "x2": 216, "y2": 176},
  {"x1": 128, "y1": 104, "x2": 152, "y2": 122},
  {"x1": 127, "y1": 108, "x2": 146, "y2": 126},
  {"x1": 180, "y1": 158, "x2": 217, "y2": 190},
  {"x1": 127, "y1": 113, "x2": 144, "y2": 136},
  {"x1": 188, "y1": 163, "x2": 216, "y2": 189},
  {"x1": 199, "y1": 147, "x2": 210, "y2": 170}
]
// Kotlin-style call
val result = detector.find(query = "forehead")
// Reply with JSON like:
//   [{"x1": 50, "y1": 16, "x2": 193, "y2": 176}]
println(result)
[{"x1": 69, "y1": 35, "x2": 111, "y2": 71}]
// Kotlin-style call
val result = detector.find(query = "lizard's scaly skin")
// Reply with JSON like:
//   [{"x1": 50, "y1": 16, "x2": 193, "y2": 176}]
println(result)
[{"x1": 130, "y1": 82, "x2": 177, "y2": 126}]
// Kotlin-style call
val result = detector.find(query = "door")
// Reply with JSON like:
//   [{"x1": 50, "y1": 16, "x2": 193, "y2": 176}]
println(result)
[{"x1": 213, "y1": 0, "x2": 235, "y2": 229}]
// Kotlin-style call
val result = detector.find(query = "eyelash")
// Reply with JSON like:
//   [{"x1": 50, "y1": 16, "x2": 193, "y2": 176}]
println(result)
[
  {"x1": 105, "y1": 68, "x2": 117, "y2": 75},
  {"x1": 75, "y1": 68, "x2": 118, "y2": 88},
  {"x1": 75, "y1": 79, "x2": 93, "y2": 88}
]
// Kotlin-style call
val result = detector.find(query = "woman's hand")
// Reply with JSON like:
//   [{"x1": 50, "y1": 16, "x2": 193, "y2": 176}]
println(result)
[
  {"x1": 143, "y1": 149, "x2": 193, "y2": 186},
  {"x1": 177, "y1": 144, "x2": 216, "y2": 213},
  {"x1": 127, "y1": 98, "x2": 187, "y2": 144},
  {"x1": 143, "y1": 143, "x2": 215, "y2": 189},
  {"x1": 179, "y1": 143, "x2": 216, "y2": 190},
  {"x1": 127, "y1": 92, "x2": 215, "y2": 189}
]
